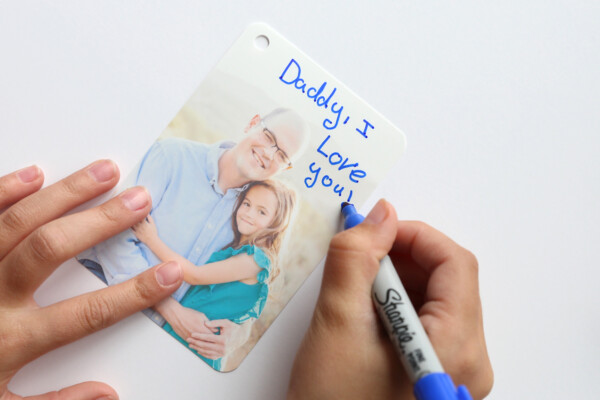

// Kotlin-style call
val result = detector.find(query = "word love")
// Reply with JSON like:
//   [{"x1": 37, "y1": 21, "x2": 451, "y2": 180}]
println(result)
[
  {"x1": 279, "y1": 59, "x2": 349, "y2": 131},
  {"x1": 304, "y1": 135, "x2": 367, "y2": 202}
]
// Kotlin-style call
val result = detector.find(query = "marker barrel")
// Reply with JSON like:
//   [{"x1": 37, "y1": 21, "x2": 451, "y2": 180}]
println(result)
[{"x1": 372, "y1": 255, "x2": 444, "y2": 383}]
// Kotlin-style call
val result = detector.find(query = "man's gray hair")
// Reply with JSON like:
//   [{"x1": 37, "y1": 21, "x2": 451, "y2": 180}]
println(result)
[{"x1": 261, "y1": 108, "x2": 311, "y2": 161}]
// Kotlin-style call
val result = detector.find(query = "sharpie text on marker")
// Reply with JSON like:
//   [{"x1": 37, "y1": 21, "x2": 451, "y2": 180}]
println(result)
[{"x1": 374, "y1": 288, "x2": 416, "y2": 354}]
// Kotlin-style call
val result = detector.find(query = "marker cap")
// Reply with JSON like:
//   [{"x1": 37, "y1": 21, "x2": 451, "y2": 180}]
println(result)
[
  {"x1": 341, "y1": 202, "x2": 365, "y2": 229},
  {"x1": 414, "y1": 373, "x2": 473, "y2": 400}
]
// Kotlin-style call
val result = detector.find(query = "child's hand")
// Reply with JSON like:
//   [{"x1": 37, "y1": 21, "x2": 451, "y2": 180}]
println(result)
[
  {"x1": 132, "y1": 214, "x2": 159, "y2": 243},
  {"x1": 187, "y1": 319, "x2": 241, "y2": 360},
  {"x1": 287, "y1": 200, "x2": 493, "y2": 400}
]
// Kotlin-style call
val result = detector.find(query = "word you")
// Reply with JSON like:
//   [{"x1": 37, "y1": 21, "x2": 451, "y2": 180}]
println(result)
[
  {"x1": 304, "y1": 135, "x2": 367, "y2": 202},
  {"x1": 279, "y1": 59, "x2": 375, "y2": 137}
]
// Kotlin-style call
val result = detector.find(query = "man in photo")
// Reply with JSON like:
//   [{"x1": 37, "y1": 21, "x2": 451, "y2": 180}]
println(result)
[{"x1": 78, "y1": 108, "x2": 310, "y2": 367}]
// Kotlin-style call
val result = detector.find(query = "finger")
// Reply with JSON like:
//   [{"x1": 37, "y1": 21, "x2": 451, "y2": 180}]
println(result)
[
  {"x1": 0, "y1": 160, "x2": 119, "y2": 259},
  {"x1": 189, "y1": 346, "x2": 222, "y2": 360},
  {"x1": 0, "y1": 165, "x2": 44, "y2": 210},
  {"x1": 0, "y1": 186, "x2": 151, "y2": 300},
  {"x1": 132, "y1": 216, "x2": 150, "y2": 231},
  {"x1": 390, "y1": 253, "x2": 430, "y2": 295},
  {"x1": 189, "y1": 332, "x2": 222, "y2": 344},
  {"x1": 204, "y1": 319, "x2": 230, "y2": 330},
  {"x1": 188, "y1": 339, "x2": 224, "y2": 358},
  {"x1": 392, "y1": 220, "x2": 470, "y2": 273},
  {"x1": 27, "y1": 261, "x2": 182, "y2": 357},
  {"x1": 188, "y1": 339, "x2": 222, "y2": 351},
  {"x1": 131, "y1": 220, "x2": 143, "y2": 231},
  {"x1": 391, "y1": 221, "x2": 480, "y2": 312},
  {"x1": 23, "y1": 381, "x2": 118, "y2": 400},
  {"x1": 320, "y1": 199, "x2": 397, "y2": 303}
]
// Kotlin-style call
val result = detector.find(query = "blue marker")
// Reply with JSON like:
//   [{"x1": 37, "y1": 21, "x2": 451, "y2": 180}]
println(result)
[{"x1": 341, "y1": 203, "x2": 473, "y2": 400}]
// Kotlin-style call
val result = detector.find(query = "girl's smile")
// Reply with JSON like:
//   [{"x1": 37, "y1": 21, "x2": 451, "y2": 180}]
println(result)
[{"x1": 236, "y1": 185, "x2": 278, "y2": 237}]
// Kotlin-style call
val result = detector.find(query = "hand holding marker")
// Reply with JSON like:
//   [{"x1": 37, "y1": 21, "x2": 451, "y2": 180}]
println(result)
[{"x1": 341, "y1": 202, "x2": 473, "y2": 400}]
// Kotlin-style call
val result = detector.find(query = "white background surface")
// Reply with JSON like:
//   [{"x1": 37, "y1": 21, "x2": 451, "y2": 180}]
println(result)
[{"x1": 1, "y1": 1, "x2": 599, "y2": 399}]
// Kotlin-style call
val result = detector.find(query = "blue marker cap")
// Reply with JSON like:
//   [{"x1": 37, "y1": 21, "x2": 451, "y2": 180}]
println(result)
[
  {"x1": 414, "y1": 373, "x2": 473, "y2": 400},
  {"x1": 341, "y1": 202, "x2": 365, "y2": 229}
]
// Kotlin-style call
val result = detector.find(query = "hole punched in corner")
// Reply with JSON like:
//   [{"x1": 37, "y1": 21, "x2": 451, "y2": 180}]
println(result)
[{"x1": 254, "y1": 35, "x2": 270, "y2": 50}]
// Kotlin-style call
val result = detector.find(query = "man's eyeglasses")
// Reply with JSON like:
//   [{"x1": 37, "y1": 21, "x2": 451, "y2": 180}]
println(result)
[{"x1": 259, "y1": 121, "x2": 292, "y2": 169}]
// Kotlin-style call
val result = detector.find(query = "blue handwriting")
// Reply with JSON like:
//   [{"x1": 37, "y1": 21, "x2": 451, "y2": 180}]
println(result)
[
  {"x1": 279, "y1": 59, "x2": 349, "y2": 131},
  {"x1": 356, "y1": 119, "x2": 374, "y2": 138},
  {"x1": 303, "y1": 135, "x2": 368, "y2": 202}
]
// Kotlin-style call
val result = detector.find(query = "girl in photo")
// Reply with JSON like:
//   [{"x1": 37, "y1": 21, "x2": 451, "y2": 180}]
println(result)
[{"x1": 132, "y1": 180, "x2": 296, "y2": 370}]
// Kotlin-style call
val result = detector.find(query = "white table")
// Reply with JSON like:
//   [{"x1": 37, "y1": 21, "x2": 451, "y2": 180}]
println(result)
[{"x1": 1, "y1": 2, "x2": 598, "y2": 398}]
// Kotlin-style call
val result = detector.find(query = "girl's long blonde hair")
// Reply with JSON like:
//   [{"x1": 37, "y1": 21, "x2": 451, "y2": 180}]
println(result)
[{"x1": 226, "y1": 180, "x2": 296, "y2": 283}]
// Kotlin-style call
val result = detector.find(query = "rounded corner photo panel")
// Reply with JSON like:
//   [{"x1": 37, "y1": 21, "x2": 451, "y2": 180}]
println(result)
[{"x1": 76, "y1": 23, "x2": 406, "y2": 372}]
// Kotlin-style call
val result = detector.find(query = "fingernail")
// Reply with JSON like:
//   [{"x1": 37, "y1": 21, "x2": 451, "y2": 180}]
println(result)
[
  {"x1": 95, "y1": 396, "x2": 117, "y2": 400},
  {"x1": 89, "y1": 160, "x2": 117, "y2": 182},
  {"x1": 17, "y1": 165, "x2": 41, "y2": 183},
  {"x1": 156, "y1": 261, "x2": 182, "y2": 287},
  {"x1": 121, "y1": 187, "x2": 150, "y2": 211},
  {"x1": 364, "y1": 199, "x2": 389, "y2": 224}
]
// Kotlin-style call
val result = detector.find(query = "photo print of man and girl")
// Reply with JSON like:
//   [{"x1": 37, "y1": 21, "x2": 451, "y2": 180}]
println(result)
[{"x1": 78, "y1": 108, "x2": 311, "y2": 371}]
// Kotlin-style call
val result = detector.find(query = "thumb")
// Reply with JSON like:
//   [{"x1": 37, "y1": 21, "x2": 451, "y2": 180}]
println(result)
[
  {"x1": 318, "y1": 199, "x2": 397, "y2": 316},
  {"x1": 21, "y1": 381, "x2": 117, "y2": 400}
]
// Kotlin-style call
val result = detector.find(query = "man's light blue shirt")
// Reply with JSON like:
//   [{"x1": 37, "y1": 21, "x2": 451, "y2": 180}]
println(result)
[{"x1": 81, "y1": 138, "x2": 246, "y2": 324}]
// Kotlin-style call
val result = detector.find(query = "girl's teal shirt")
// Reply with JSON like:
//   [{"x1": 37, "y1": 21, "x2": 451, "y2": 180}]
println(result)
[{"x1": 163, "y1": 244, "x2": 271, "y2": 370}]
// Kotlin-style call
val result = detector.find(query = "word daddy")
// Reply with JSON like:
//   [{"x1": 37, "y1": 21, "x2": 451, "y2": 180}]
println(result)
[
  {"x1": 278, "y1": 58, "x2": 376, "y2": 137},
  {"x1": 279, "y1": 59, "x2": 347, "y2": 130}
]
